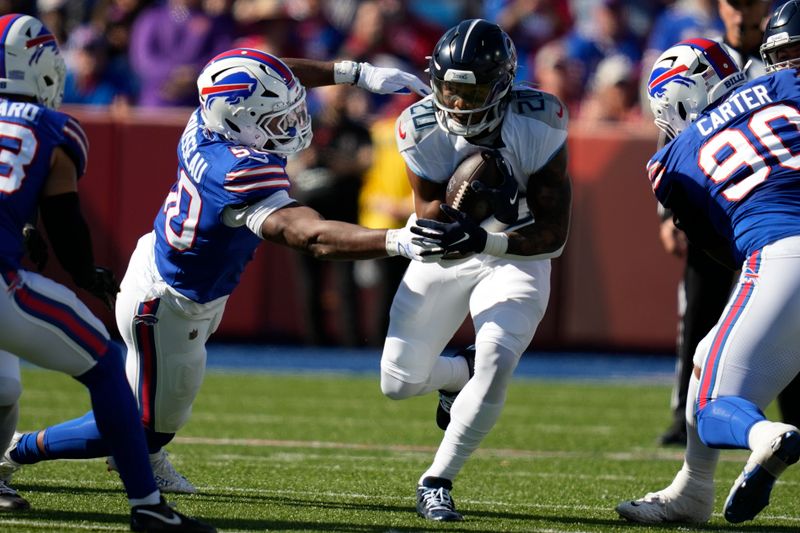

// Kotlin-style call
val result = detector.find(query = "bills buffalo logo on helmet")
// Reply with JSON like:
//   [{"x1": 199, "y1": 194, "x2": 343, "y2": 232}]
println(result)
[
  {"x1": 648, "y1": 64, "x2": 695, "y2": 98},
  {"x1": 200, "y1": 70, "x2": 258, "y2": 108},
  {"x1": 27, "y1": 32, "x2": 57, "y2": 66}
]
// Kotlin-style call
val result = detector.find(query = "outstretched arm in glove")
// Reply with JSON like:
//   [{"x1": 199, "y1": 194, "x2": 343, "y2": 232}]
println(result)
[{"x1": 284, "y1": 58, "x2": 430, "y2": 97}]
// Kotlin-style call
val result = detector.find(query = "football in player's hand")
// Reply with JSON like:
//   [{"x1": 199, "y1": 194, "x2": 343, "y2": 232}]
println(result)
[{"x1": 445, "y1": 151, "x2": 505, "y2": 223}]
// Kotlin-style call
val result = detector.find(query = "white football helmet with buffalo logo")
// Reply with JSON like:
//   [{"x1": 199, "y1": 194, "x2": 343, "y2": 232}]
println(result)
[
  {"x1": 197, "y1": 49, "x2": 312, "y2": 154},
  {"x1": 647, "y1": 38, "x2": 745, "y2": 138},
  {"x1": 0, "y1": 13, "x2": 66, "y2": 109}
]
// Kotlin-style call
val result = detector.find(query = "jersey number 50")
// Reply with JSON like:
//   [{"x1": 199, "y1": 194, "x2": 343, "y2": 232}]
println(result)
[
  {"x1": 163, "y1": 170, "x2": 202, "y2": 251},
  {"x1": 699, "y1": 104, "x2": 800, "y2": 201}
]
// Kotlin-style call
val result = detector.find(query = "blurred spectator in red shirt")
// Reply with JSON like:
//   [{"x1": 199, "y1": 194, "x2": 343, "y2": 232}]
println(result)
[
  {"x1": 234, "y1": 0, "x2": 343, "y2": 60},
  {"x1": 339, "y1": 0, "x2": 441, "y2": 72},
  {"x1": 129, "y1": 0, "x2": 234, "y2": 107}
]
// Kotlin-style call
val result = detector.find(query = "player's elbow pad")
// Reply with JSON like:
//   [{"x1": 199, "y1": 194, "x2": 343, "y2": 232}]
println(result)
[{"x1": 39, "y1": 192, "x2": 95, "y2": 287}]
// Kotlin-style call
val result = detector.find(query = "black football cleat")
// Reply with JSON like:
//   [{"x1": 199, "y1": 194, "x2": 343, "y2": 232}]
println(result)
[
  {"x1": 416, "y1": 477, "x2": 462, "y2": 522},
  {"x1": 0, "y1": 479, "x2": 29, "y2": 511},
  {"x1": 131, "y1": 497, "x2": 216, "y2": 532},
  {"x1": 436, "y1": 345, "x2": 475, "y2": 430}
]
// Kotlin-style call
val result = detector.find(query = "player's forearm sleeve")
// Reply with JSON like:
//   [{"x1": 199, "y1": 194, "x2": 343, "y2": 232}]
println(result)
[{"x1": 40, "y1": 192, "x2": 95, "y2": 287}]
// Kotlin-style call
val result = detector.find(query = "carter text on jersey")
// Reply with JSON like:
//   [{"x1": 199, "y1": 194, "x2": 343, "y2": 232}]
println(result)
[{"x1": 696, "y1": 85, "x2": 773, "y2": 136}]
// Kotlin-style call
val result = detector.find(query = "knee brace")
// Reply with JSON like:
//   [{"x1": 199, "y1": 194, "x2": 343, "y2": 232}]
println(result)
[{"x1": 696, "y1": 396, "x2": 765, "y2": 449}]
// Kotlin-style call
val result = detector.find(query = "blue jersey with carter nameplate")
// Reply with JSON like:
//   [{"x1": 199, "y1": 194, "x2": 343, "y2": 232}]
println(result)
[
  {"x1": 647, "y1": 70, "x2": 800, "y2": 264},
  {"x1": 153, "y1": 109, "x2": 290, "y2": 303},
  {"x1": 0, "y1": 98, "x2": 88, "y2": 268}
]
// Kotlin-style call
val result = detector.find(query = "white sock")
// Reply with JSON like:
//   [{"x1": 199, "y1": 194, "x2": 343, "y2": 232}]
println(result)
[
  {"x1": 128, "y1": 489, "x2": 161, "y2": 507},
  {"x1": 680, "y1": 373, "x2": 718, "y2": 487},
  {"x1": 419, "y1": 387, "x2": 503, "y2": 483},
  {"x1": 747, "y1": 421, "x2": 798, "y2": 451}
]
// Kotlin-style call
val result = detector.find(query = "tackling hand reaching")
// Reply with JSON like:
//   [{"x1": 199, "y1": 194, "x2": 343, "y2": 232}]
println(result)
[
  {"x1": 412, "y1": 205, "x2": 509, "y2": 256},
  {"x1": 335, "y1": 60, "x2": 431, "y2": 96}
]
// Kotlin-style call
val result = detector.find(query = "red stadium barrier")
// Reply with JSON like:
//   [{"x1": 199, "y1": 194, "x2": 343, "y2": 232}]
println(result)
[{"x1": 62, "y1": 106, "x2": 682, "y2": 352}]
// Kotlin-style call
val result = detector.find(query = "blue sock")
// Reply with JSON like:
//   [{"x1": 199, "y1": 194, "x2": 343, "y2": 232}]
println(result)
[
  {"x1": 696, "y1": 396, "x2": 765, "y2": 449},
  {"x1": 10, "y1": 411, "x2": 109, "y2": 463},
  {"x1": 75, "y1": 342, "x2": 157, "y2": 500}
]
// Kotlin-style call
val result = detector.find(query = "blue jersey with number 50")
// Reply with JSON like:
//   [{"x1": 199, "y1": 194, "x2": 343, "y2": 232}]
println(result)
[
  {"x1": 648, "y1": 69, "x2": 800, "y2": 264},
  {"x1": 153, "y1": 109, "x2": 291, "y2": 303},
  {"x1": 0, "y1": 98, "x2": 88, "y2": 269}
]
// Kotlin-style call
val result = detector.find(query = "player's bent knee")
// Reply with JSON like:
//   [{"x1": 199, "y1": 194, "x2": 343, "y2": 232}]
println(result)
[
  {"x1": 380, "y1": 372, "x2": 424, "y2": 400},
  {"x1": 0, "y1": 376, "x2": 21, "y2": 406}
]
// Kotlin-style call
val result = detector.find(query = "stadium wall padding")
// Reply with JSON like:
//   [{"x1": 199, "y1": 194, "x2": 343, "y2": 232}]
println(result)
[{"x1": 62, "y1": 107, "x2": 683, "y2": 352}]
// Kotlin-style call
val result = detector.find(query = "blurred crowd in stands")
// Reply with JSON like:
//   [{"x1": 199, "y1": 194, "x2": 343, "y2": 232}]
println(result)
[
  {"x1": 0, "y1": 0, "x2": 776, "y2": 123},
  {"x1": 0, "y1": 0, "x2": 777, "y2": 345}
]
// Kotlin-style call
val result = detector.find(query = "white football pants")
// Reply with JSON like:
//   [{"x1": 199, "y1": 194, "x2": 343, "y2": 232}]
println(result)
[{"x1": 116, "y1": 233, "x2": 226, "y2": 433}]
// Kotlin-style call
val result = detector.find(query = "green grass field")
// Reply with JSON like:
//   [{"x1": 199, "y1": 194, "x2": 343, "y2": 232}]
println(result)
[{"x1": 1, "y1": 366, "x2": 798, "y2": 532}]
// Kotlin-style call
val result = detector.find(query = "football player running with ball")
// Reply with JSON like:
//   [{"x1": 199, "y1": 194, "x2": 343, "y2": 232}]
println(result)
[
  {"x1": 0, "y1": 13, "x2": 215, "y2": 531},
  {"x1": 616, "y1": 30, "x2": 800, "y2": 526},
  {"x1": 0, "y1": 50, "x2": 457, "y2": 493},
  {"x1": 380, "y1": 19, "x2": 572, "y2": 521}
]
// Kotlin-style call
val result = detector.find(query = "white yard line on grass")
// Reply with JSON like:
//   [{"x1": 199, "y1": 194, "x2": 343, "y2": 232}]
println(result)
[
  {"x1": 173, "y1": 435, "x2": 758, "y2": 464},
  {"x1": 0, "y1": 518, "x2": 127, "y2": 531}
]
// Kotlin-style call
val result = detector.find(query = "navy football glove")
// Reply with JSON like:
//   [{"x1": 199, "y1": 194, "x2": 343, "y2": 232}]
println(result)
[
  {"x1": 470, "y1": 152, "x2": 519, "y2": 225},
  {"x1": 412, "y1": 204, "x2": 488, "y2": 256},
  {"x1": 81, "y1": 267, "x2": 120, "y2": 311},
  {"x1": 22, "y1": 223, "x2": 48, "y2": 272}
]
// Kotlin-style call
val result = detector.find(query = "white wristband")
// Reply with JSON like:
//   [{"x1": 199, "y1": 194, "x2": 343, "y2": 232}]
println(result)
[
  {"x1": 385, "y1": 229, "x2": 400, "y2": 256},
  {"x1": 483, "y1": 232, "x2": 509, "y2": 256},
  {"x1": 334, "y1": 61, "x2": 360, "y2": 85}
]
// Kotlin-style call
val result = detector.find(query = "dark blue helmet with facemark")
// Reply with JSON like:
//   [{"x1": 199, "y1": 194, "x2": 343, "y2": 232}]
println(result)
[
  {"x1": 429, "y1": 19, "x2": 517, "y2": 137},
  {"x1": 761, "y1": 0, "x2": 800, "y2": 72}
]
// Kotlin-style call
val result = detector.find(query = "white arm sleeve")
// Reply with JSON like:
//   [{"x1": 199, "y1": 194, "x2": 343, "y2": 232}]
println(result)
[{"x1": 221, "y1": 190, "x2": 295, "y2": 238}]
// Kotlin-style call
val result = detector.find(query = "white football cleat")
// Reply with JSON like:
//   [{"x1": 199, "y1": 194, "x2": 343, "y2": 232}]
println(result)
[
  {"x1": 616, "y1": 485, "x2": 714, "y2": 524},
  {"x1": 724, "y1": 429, "x2": 800, "y2": 523},
  {"x1": 0, "y1": 432, "x2": 22, "y2": 483},
  {"x1": 108, "y1": 448, "x2": 197, "y2": 494}
]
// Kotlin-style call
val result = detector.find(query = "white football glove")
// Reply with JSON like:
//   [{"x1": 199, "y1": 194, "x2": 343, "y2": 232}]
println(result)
[
  {"x1": 334, "y1": 60, "x2": 430, "y2": 97},
  {"x1": 385, "y1": 225, "x2": 443, "y2": 262},
  {"x1": 358, "y1": 62, "x2": 430, "y2": 96}
]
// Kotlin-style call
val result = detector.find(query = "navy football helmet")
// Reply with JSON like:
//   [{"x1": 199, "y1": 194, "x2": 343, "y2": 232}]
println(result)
[
  {"x1": 761, "y1": 0, "x2": 800, "y2": 73},
  {"x1": 429, "y1": 19, "x2": 517, "y2": 137}
]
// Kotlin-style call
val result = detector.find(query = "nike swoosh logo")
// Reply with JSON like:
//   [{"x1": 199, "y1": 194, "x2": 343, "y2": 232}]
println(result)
[
  {"x1": 398, "y1": 121, "x2": 407, "y2": 140},
  {"x1": 135, "y1": 509, "x2": 183, "y2": 525},
  {"x1": 508, "y1": 190, "x2": 518, "y2": 204},
  {"x1": 556, "y1": 104, "x2": 563, "y2": 118},
  {"x1": 451, "y1": 234, "x2": 469, "y2": 246}
]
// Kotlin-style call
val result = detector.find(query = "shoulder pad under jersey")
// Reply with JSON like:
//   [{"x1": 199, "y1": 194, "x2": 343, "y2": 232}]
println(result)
[
  {"x1": 396, "y1": 96, "x2": 438, "y2": 152},
  {"x1": 221, "y1": 149, "x2": 290, "y2": 200},
  {"x1": 507, "y1": 87, "x2": 568, "y2": 132}
]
